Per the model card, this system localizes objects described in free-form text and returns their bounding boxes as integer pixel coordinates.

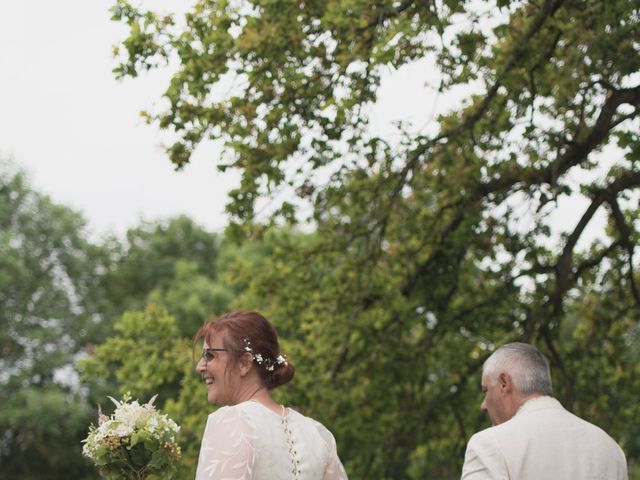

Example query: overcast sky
[0,0,440,239]
[0,0,238,238]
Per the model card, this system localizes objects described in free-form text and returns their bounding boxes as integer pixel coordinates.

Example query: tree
[76,217,231,478]
[0,161,108,478]
[111,0,639,477]
[79,305,210,478]
[0,160,230,478]
[79,229,296,478]
[101,215,221,315]
[147,259,234,336]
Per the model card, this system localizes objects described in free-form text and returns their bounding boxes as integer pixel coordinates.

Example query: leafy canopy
[110,0,640,477]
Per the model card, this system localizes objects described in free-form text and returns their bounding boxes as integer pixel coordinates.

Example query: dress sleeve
[315,422,349,480]
[195,407,258,480]
[460,433,507,480]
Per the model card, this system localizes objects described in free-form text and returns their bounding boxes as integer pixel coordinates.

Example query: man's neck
[514,392,545,414]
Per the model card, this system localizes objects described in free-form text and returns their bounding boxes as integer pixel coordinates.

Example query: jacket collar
[514,395,562,418]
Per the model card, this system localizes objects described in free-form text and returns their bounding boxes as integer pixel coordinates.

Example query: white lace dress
[195,401,348,480]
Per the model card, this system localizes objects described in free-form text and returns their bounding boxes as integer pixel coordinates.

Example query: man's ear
[498,372,513,393]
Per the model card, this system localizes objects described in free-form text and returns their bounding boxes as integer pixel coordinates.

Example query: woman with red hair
[193,310,347,480]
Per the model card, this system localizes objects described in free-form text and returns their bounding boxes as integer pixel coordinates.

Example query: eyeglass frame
[201,347,228,363]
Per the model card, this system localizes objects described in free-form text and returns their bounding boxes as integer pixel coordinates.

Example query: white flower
[243,338,290,371]
[82,393,182,472]
[115,424,133,437]
[114,402,148,428]
[147,415,159,433]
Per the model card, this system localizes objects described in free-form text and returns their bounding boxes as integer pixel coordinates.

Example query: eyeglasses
[202,348,227,363]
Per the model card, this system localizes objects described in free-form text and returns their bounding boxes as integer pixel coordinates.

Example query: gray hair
[483,342,553,396]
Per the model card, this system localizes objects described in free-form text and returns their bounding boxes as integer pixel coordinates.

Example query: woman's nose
[195,358,206,373]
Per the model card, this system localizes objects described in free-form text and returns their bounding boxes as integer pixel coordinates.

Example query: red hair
[193,310,294,389]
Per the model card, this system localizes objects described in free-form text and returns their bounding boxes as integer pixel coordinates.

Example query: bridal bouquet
[82,393,181,480]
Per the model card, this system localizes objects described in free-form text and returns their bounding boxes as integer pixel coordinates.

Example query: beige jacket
[461,396,627,480]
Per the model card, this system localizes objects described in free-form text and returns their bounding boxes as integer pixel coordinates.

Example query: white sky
[0,0,441,239]
[0,1,614,248]
[0,0,235,238]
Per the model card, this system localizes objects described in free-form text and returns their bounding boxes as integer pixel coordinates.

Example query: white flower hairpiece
[243,338,288,372]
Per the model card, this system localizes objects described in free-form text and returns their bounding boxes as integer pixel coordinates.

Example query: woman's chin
[207,387,227,405]
[206,387,217,404]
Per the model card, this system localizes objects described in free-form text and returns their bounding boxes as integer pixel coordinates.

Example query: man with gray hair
[461,342,628,479]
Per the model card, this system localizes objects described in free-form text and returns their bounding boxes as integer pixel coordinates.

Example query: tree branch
[573,240,623,279]
[479,85,640,199]
[401,209,467,297]
[362,0,417,30]
[608,198,640,306]
[434,0,565,143]
[547,86,640,182]
[549,170,640,316]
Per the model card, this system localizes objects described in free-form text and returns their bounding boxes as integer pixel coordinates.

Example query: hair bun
[269,361,295,388]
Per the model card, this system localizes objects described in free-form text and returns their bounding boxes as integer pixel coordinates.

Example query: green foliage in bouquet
[82,393,181,480]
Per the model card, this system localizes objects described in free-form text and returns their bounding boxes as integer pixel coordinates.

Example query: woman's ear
[238,352,254,377]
